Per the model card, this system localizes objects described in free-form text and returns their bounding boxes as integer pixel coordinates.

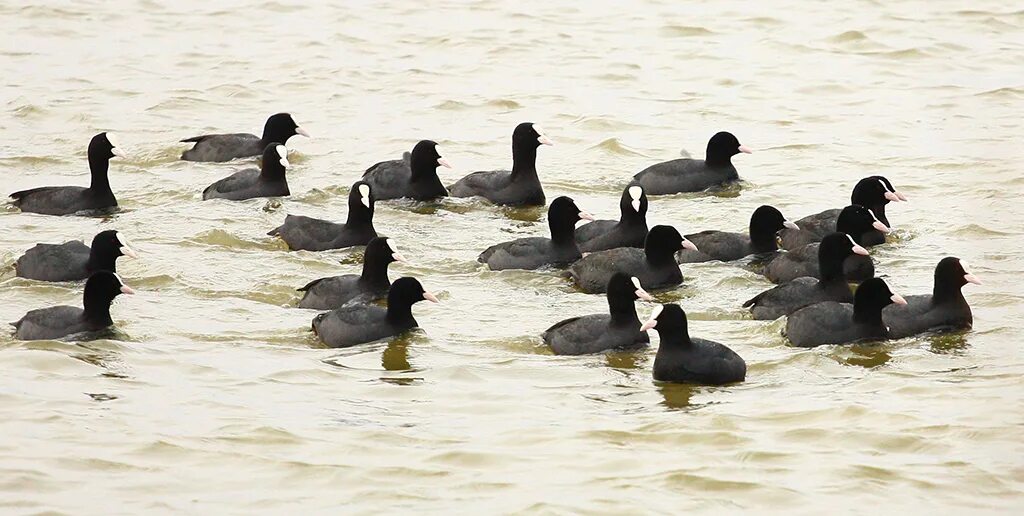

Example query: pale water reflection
[1,0,1022,513]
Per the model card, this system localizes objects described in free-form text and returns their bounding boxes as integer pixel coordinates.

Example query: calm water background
[1,1,1022,513]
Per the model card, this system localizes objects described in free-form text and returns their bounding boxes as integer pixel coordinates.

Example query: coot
[363,140,451,201]
[743,233,866,320]
[632,132,751,195]
[449,122,552,206]
[181,113,309,162]
[311,277,438,348]
[882,257,980,339]
[575,185,649,252]
[543,273,653,355]
[268,181,376,251]
[10,132,124,216]
[785,277,907,347]
[11,271,135,341]
[478,196,592,270]
[642,304,746,385]
[570,225,697,294]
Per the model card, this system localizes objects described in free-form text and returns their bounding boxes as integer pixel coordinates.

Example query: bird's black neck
[619,204,646,229]
[260,161,287,182]
[410,154,438,183]
[933,282,967,307]
[820,253,846,282]
[86,246,118,274]
[359,258,391,290]
[511,145,538,181]
[88,154,112,194]
[852,304,886,333]
[385,302,416,326]
[549,217,578,247]
[705,153,733,169]
[261,127,291,148]
[83,296,114,326]
[608,294,640,327]
[749,225,779,253]
[645,246,677,267]
[658,333,693,350]
[345,206,373,229]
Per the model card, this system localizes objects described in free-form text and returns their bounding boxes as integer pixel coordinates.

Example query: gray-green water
[1,1,1022,513]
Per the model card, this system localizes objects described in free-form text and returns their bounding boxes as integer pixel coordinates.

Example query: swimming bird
[311,277,438,348]
[641,304,746,385]
[268,181,376,251]
[10,132,124,216]
[743,233,867,320]
[632,131,752,195]
[763,205,888,283]
[882,257,981,339]
[362,140,451,201]
[297,237,406,309]
[574,185,649,252]
[203,144,290,201]
[784,277,907,347]
[779,176,904,249]
[15,230,138,282]
[449,122,552,206]
[677,205,797,263]
[180,113,309,162]
[11,271,135,341]
[569,225,697,294]
[478,196,593,270]
[543,273,653,355]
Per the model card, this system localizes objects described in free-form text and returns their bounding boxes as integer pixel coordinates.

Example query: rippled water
[2,1,1023,513]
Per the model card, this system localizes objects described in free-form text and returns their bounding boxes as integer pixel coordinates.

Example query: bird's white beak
[635,288,654,302]
[737,145,753,154]
[578,211,595,221]
[682,239,699,252]
[116,233,138,259]
[872,221,891,233]
[423,291,439,303]
[895,190,908,201]
[783,220,799,230]
[884,191,900,202]
[437,157,452,169]
[538,135,554,146]
[964,273,982,285]
[852,244,869,256]
[640,318,657,332]
[295,126,311,138]
[392,253,407,264]
[111,147,127,158]
[890,293,907,305]
[120,285,136,295]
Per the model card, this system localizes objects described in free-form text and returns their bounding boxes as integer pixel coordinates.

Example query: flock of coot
[7,114,980,386]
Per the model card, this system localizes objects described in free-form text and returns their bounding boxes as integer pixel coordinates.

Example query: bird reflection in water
[840,344,893,368]
[657,382,696,410]
[382,339,411,371]
[927,332,970,354]
[604,350,647,371]
[409,199,470,216]
[378,334,426,386]
[502,205,545,223]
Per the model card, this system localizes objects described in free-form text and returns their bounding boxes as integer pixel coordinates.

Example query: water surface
[2,1,1022,513]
